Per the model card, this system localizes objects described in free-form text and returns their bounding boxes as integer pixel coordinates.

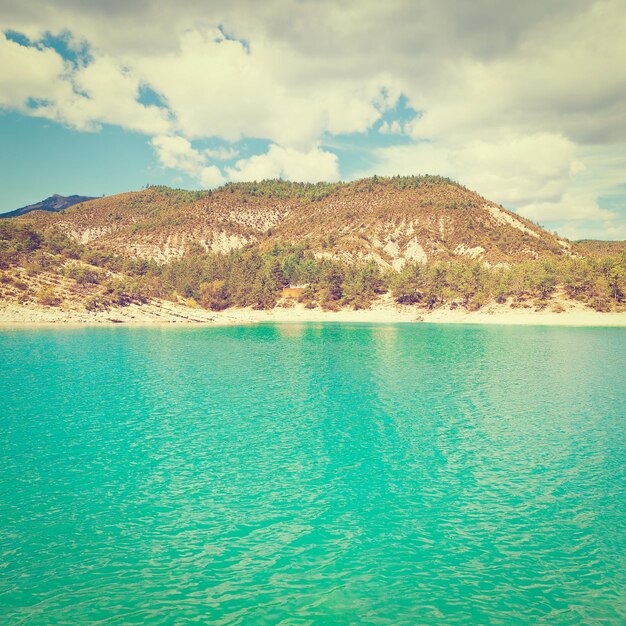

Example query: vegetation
[143,186,209,204]
[1,220,624,313]
[392,257,626,312]
[575,240,626,258]
[212,176,466,201]
[219,180,343,201]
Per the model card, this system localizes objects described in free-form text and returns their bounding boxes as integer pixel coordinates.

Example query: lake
[1,324,625,624]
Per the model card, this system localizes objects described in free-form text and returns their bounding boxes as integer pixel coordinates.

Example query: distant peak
[1,194,96,219]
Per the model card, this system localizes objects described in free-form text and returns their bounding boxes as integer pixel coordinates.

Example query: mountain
[2,194,96,218]
[21,177,573,267]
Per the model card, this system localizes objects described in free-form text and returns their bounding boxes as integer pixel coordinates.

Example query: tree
[320,263,344,301]
[392,263,425,304]
[199,280,229,310]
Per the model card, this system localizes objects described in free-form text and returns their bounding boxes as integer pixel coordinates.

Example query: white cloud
[132,27,386,148]
[404,1,626,145]
[226,144,340,182]
[518,193,615,223]
[362,132,577,203]
[0,33,69,108]
[67,55,171,134]
[152,137,339,187]
[204,146,239,161]
[0,33,170,134]
[151,135,225,187]
[455,133,578,207]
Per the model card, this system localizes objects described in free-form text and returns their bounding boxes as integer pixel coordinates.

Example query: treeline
[146,175,465,203]
[151,250,625,312]
[219,180,343,201]
[392,257,625,311]
[1,221,625,312]
[148,247,388,310]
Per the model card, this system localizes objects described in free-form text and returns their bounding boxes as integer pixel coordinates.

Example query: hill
[2,194,96,219]
[1,176,624,318]
[21,177,571,266]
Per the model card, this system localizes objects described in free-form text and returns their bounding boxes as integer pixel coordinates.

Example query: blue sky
[1,1,625,240]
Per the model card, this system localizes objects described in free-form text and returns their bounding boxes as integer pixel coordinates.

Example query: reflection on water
[0,324,625,624]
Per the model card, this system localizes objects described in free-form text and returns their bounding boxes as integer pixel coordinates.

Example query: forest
[1,221,625,313]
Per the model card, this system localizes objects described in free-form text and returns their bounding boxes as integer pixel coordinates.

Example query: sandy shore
[227,303,626,327]
[1,295,625,327]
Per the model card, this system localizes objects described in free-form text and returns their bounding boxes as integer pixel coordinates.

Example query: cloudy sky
[1,0,625,239]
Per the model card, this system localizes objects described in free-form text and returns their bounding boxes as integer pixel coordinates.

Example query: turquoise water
[0,324,625,624]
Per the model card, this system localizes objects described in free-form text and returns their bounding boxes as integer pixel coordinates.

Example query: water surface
[1,324,625,624]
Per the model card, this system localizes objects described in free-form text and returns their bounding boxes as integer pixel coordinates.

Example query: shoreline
[1,297,625,328]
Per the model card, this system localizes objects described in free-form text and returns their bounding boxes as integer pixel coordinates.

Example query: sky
[0,1,625,240]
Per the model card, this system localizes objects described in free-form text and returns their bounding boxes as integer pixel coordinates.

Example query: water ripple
[0,324,625,624]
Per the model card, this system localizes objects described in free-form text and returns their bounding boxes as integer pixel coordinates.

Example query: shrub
[85,296,106,311]
[65,266,101,285]
[37,287,61,307]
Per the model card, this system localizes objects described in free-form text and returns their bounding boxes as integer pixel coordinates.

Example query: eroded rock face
[404,238,428,263]
[66,225,116,244]
[209,231,249,254]
[454,244,485,259]
[482,203,539,238]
